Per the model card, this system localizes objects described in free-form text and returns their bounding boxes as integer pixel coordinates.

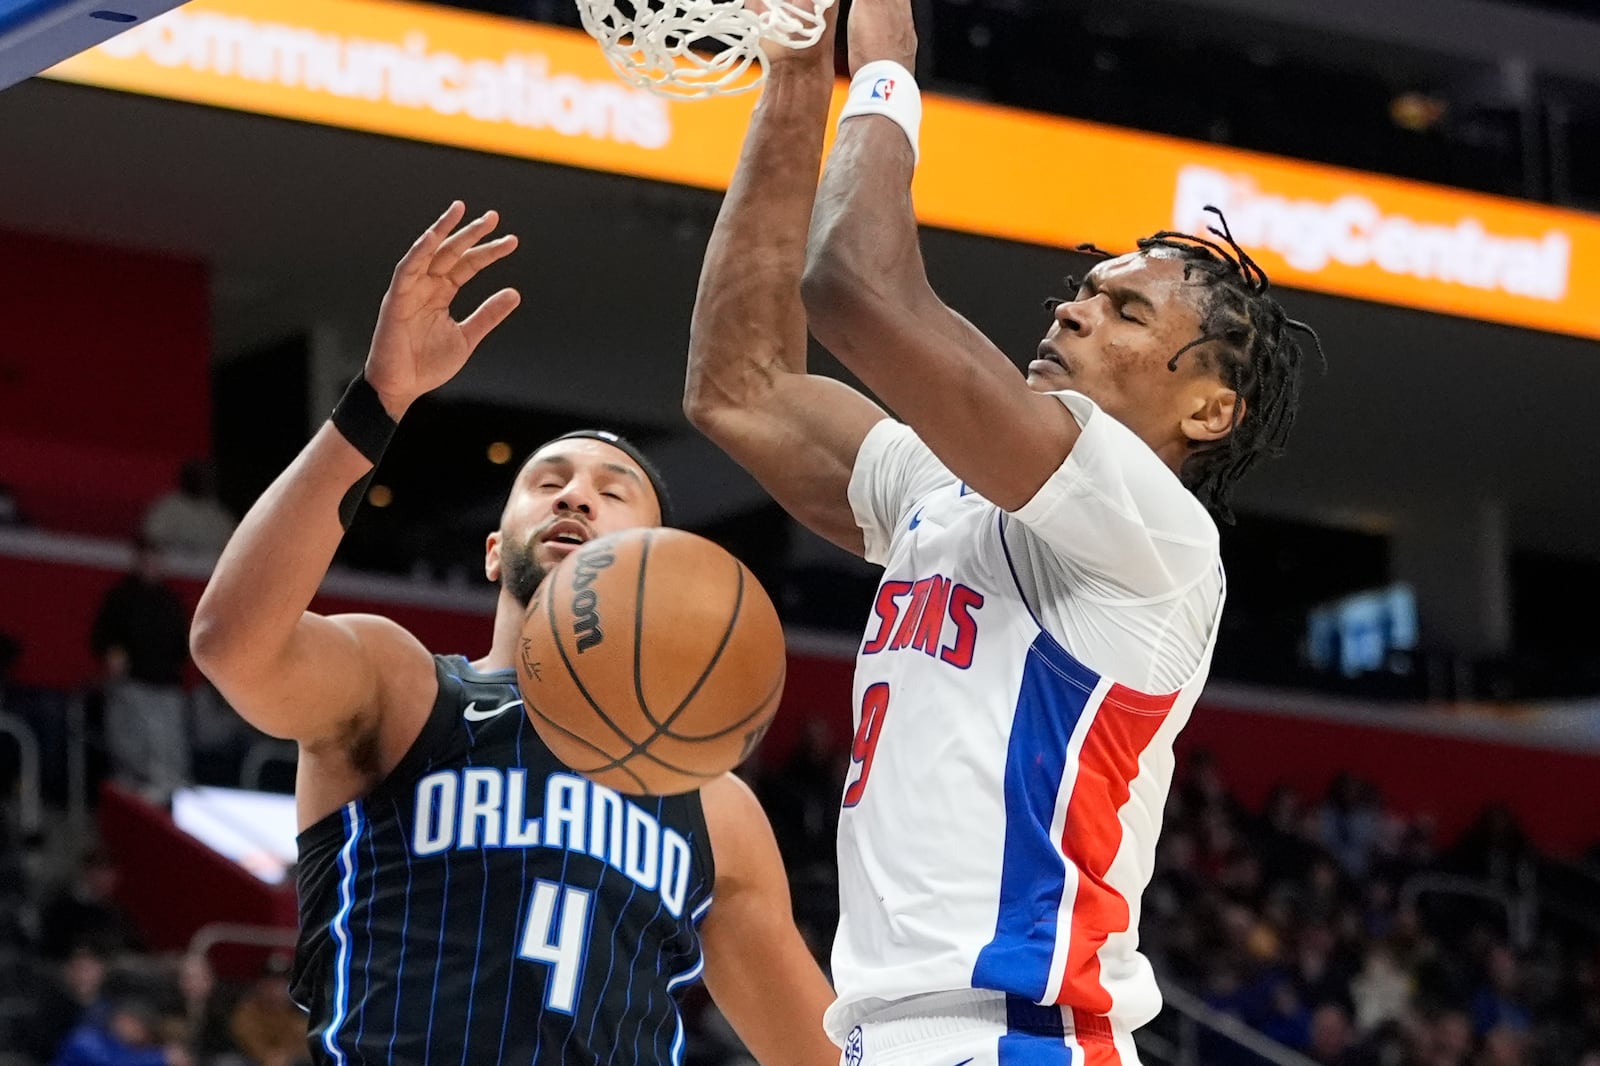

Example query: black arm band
[331,374,398,466]
[339,472,377,532]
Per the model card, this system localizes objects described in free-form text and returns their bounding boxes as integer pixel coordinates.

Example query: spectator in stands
[1291,854,1346,929]
[1180,747,1245,823]
[1448,805,1534,890]
[52,985,192,1066]
[1342,1018,1413,1066]
[90,535,191,802]
[142,458,236,558]
[1471,943,1532,1037]
[227,955,306,1066]
[1255,973,1314,1049]
[39,848,142,961]
[1350,939,1414,1035]
[1476,1025,1529,1066]
[18,945,109,1063]
[1256,783,1321,884]
[172,953,237,1063]
[1428,1008,1477,1066]
[1145,748,1600,1066]
[1386,898,1442,982]
[1306,1002,1357,1065]
[1357,878,1397,941]
[1316,772,1385,881]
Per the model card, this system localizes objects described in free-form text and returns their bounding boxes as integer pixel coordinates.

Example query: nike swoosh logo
[909,508,924,530]
[950,1059,973,1066]
[463,699,522,722]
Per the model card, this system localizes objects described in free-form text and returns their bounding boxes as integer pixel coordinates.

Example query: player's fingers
[447,234,519,287]
[459,288,522,351]
[431,210,501,277]
[395,201,466,279]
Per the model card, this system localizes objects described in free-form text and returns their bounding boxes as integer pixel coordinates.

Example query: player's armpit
[699,773,841,1066]
[688,372,886,559]
[298,615,440,827]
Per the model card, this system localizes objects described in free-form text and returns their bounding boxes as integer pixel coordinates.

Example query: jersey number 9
[842,683,891,808]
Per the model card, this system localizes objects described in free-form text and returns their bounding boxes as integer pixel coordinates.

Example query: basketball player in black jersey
[190,203,840,1066]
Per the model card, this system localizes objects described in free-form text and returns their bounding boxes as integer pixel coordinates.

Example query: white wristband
[838,60,922,164]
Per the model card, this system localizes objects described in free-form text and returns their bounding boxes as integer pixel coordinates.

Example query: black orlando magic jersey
[291,655,716,1066]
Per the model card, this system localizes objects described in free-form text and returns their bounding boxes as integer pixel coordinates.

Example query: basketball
[516,527,786,795]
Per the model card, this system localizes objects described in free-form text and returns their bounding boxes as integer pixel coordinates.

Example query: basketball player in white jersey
[684,2,1319,1063]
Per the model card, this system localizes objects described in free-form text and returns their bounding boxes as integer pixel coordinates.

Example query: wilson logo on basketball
[569,546,616,653]
[518,527,786,795]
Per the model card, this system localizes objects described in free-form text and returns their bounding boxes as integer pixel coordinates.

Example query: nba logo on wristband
[840,61,923,164]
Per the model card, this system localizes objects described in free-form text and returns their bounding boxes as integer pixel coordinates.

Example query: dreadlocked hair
[1047,206,1326,523]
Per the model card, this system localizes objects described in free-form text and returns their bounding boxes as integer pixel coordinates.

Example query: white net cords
[576,0,837,100]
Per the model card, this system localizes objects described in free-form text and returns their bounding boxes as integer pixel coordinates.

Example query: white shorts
[841,992,1143,1066]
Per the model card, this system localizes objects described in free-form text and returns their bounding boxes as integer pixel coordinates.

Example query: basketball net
[575,0,835,99]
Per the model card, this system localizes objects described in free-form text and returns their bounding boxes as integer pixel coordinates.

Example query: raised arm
[699,773,839,1066]
[684,6,887,558]
[190,204,520,752]
[802,0,1079,511]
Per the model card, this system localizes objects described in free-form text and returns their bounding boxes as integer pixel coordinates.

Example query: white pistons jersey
[827,391,1225,1056]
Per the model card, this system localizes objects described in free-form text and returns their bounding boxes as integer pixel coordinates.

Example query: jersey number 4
[518,879,592,1014]
[842,682,890,808]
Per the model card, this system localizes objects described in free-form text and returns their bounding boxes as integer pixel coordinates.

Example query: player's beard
[499,539,549,607]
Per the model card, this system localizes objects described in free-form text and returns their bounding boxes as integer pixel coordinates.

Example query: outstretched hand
[364,202,522,418]
[845,0,917,76]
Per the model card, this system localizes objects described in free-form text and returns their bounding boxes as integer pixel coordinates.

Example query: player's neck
[1145,432,1192,482]
[473,586,526,674]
